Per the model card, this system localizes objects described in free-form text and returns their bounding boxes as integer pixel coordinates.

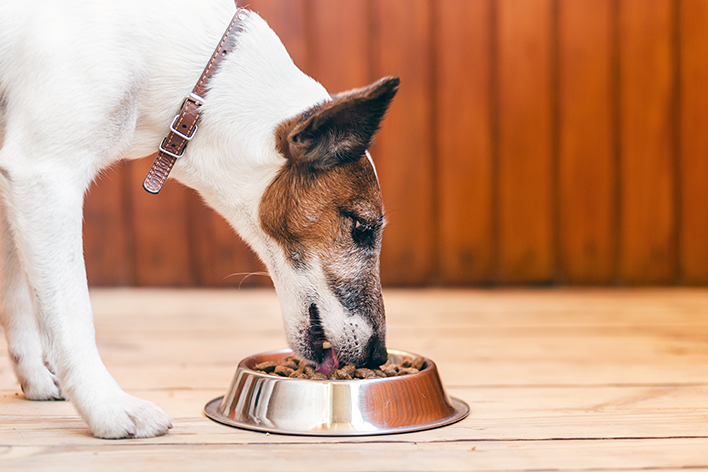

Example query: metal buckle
[159,137,185,159]
[181,92,205,109]
[169,115,198,141]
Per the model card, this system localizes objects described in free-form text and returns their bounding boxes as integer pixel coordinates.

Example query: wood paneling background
[80,0,708,287]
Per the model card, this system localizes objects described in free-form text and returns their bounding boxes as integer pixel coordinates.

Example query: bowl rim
[240,347,435,382]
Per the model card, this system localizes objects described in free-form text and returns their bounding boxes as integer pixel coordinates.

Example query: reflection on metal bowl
[204,349,469,436]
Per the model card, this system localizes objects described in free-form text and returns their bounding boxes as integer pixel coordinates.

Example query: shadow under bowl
[204,349,469,436]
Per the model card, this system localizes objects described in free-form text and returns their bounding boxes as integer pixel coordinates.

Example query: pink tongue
[316,347,339,375]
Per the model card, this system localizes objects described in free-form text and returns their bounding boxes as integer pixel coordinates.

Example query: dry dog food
[254,355,427,380]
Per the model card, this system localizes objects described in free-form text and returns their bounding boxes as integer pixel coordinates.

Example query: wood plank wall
[79,0,708,287]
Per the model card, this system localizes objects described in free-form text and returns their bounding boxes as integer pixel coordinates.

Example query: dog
[0,0,398,438]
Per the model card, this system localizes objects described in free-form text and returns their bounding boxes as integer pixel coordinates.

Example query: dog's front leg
[0,200,63,400]
[3,172,172,438]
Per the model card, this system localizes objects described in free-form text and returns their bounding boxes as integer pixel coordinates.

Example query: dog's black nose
[364,334,388,368]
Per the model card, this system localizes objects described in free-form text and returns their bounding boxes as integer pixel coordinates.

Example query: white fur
[0,0,343,439]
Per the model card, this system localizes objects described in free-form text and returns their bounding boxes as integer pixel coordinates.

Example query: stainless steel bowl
[204,349,469,436]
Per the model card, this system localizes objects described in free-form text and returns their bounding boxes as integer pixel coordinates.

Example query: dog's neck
[169,10,330,250]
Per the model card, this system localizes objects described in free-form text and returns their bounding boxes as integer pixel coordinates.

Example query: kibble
[273,365,294,377]
[253,355,428,380]
[253,361,278,373]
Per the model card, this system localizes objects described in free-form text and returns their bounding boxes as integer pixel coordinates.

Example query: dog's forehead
[308,160,382,212]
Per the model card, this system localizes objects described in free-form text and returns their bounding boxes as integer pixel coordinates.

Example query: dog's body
[0,0,398,438]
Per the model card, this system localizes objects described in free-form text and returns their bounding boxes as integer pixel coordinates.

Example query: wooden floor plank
[128,157,195,286]
[306,0,370,92]
[435,0,495,284]
[496,0,555,283]
[371,0,436,285]
[3,384,708,444]
[679,0,708,284]
[557,0,616,284]
[618,0,677,284]
[3,439,708,472]
[3,288,708,470]
[83,162,134,285]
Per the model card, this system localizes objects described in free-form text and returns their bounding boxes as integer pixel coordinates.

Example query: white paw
[80,393,173,439]
[17,364,64,401]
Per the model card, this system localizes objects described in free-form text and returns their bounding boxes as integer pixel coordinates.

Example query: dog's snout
[364,333,388,368]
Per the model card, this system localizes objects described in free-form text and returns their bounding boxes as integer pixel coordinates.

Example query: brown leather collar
[143,7,245,194]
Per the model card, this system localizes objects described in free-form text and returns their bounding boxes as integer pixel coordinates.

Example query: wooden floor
[1,288,708,471]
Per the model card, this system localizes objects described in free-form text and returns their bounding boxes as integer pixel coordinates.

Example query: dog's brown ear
[276,76,399,170]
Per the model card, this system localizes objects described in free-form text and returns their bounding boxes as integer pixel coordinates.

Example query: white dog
[0,0,398,438]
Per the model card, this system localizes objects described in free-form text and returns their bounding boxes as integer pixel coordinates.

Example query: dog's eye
[341,209,382,248]
[352,218,376,247]
[354,219,371,233]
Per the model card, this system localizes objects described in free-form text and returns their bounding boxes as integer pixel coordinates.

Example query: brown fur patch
[258,157,383,266]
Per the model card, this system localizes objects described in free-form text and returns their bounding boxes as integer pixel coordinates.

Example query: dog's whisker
[222,271,272,289]
[223,271,270,279]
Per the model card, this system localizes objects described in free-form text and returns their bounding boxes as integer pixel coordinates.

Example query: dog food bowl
[204,348,469,436]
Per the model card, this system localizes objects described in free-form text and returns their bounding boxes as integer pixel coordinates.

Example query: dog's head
[258,76,399,372]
